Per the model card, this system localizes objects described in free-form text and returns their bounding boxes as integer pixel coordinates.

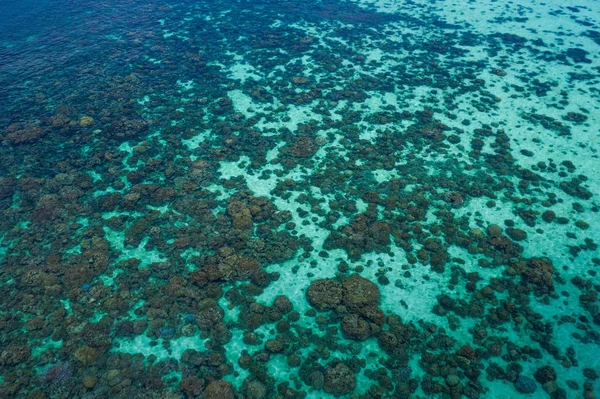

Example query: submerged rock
[246,380,267,399]
[515,375,537,394]
[3,123,46,144]
[204,380,235,399]
[324,363,356,396]
[342,274,380,309]
[341,314,371,341]
[534,366,557,384]
[307,279,342,310]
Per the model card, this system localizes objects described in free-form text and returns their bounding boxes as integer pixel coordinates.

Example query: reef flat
[0,0,599,398]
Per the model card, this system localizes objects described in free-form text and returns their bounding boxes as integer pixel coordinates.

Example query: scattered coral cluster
[0,0,598,398]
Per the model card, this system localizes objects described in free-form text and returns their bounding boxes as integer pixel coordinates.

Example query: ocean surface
[0,0,599,398]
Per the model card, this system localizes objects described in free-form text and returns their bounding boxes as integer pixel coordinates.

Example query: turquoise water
[0,0,599,398]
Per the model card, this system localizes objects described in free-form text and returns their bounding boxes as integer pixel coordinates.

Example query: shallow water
[0,0,599,398]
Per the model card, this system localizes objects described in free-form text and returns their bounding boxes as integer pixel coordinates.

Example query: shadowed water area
[0,0,599,398]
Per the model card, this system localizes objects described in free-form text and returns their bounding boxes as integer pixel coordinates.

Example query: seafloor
[0,0,599,398]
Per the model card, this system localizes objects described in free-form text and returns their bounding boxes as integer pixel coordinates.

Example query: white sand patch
[114,334,207,361]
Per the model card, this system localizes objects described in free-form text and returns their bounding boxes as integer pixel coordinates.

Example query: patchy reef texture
[0,0,599,398]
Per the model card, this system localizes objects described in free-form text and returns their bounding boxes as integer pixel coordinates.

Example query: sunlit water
[0,0,599,398]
